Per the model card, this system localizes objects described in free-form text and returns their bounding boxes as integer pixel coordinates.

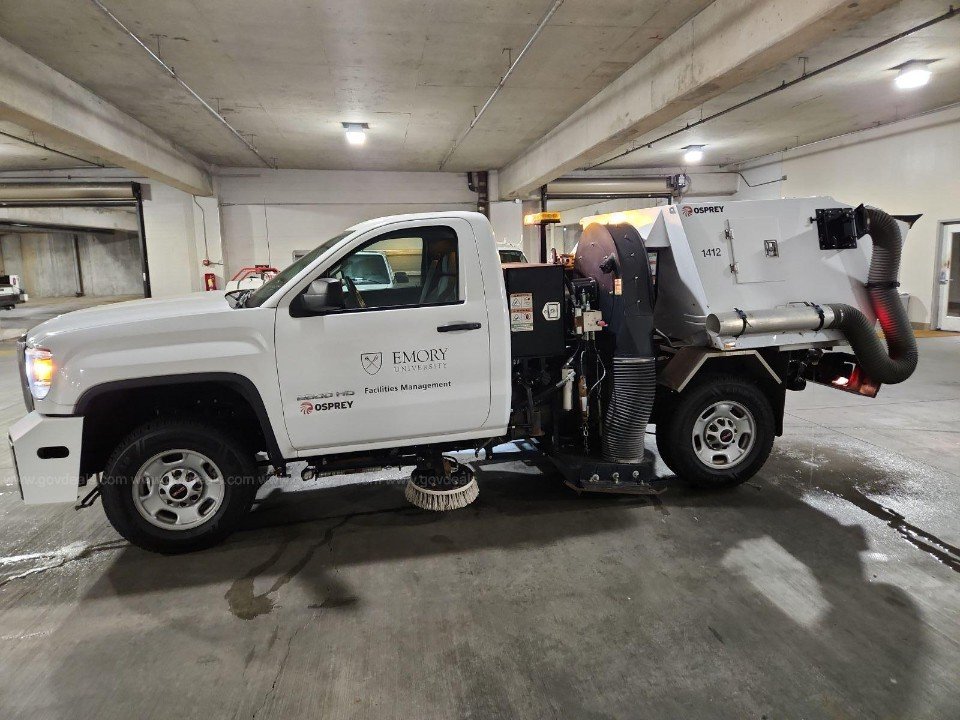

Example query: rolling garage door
[0,182,150,297]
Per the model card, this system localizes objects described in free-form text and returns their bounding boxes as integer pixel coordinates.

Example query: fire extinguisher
[204,273,218,291]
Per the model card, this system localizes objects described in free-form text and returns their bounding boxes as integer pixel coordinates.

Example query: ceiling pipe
[89,0,273,169]
[439,0,565,170]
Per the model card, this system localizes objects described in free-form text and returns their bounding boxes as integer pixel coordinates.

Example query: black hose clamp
[803,300,826,332]
[804,302,826,331]
[733,307,749,338]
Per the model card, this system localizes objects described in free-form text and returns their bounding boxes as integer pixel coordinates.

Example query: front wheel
[656,375,775,489]
[100,419,260,553]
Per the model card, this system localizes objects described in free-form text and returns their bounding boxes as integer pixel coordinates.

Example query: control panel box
[502,263,565,359]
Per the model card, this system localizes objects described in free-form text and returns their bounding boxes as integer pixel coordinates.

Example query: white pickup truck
[10,202,917,553]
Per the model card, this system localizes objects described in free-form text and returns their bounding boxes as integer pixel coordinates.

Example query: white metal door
[936,223,960,331]
[274,218,492,452]
[727,217,785,284]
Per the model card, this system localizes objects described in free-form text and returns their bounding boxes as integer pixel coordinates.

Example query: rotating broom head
[405,458,478,511]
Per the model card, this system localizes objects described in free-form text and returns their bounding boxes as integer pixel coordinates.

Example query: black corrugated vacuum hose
[602,356,656,463]
[827,206,918,384]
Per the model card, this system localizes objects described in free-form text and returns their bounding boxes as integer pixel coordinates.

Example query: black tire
[100,419,260,554]
[656,374,775,489]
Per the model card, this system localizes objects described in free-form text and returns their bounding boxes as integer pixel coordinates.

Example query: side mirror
[298,278,345,315]
[393,271,409,285]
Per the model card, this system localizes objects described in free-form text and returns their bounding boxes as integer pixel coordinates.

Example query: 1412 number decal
[702,247,722,258]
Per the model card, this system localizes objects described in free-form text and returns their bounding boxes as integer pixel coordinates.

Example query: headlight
[25,347,54,400]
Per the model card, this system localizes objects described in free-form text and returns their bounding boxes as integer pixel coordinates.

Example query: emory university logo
[361,352,383,375]
[299,401,314,414]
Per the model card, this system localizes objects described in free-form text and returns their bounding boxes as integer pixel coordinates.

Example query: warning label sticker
[509,292,534,332]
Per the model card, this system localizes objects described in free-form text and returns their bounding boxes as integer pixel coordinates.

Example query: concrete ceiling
[590,0,960,171]
[0,0,714,172]
[0,0,955,181]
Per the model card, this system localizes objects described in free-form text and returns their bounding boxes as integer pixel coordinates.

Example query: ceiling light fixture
[342,122,368,146]
[895,61,932,89]
[682,145,705,164]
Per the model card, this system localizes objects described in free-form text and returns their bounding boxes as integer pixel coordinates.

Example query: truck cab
[257,213,511,454]
[11,212,513,551]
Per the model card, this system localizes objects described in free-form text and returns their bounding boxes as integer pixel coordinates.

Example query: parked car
[335,250,408,290]
[0,274,26,310]
[498,247,527,264]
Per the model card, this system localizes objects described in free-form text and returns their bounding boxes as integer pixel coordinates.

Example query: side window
[326,225,460,310]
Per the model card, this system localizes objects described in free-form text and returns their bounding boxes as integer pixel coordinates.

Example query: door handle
[437,322,482,333]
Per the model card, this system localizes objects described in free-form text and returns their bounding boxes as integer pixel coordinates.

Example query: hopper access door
[726,217,785,284]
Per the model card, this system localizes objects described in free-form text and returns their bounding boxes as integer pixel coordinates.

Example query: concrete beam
[0,206,139,232]
[498,0,899,199]
[0,37,213,196]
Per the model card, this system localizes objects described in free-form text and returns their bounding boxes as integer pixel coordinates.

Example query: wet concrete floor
[0,336,958,719]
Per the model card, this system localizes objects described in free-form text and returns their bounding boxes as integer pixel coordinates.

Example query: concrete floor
[0,331,958,719]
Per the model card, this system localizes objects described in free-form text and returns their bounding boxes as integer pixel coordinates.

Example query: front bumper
[9,412,84,504]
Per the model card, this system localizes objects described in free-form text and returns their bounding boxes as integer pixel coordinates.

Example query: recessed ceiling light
[342,122,368,145]
[682,145,705,164]
[895,61,932,90]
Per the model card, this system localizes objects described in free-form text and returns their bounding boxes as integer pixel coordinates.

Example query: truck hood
[27,292,234,346]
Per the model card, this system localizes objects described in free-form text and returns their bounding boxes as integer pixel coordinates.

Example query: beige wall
[216,169,477,275]
[735,105,960,324]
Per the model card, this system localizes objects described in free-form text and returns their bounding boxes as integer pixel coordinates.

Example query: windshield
[243,231,352,307]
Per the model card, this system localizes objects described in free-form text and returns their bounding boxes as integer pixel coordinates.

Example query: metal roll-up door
[0,182,150,297]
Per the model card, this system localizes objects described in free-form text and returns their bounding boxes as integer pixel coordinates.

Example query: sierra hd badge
[361,352,383,375]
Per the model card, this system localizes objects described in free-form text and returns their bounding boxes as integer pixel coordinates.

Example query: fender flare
[74,372,285,467]
[658,347,781,393]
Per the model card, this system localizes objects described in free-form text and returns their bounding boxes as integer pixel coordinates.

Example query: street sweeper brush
[404,457,479,511]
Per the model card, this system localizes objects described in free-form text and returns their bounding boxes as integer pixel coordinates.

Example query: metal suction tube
[707,306,837,337]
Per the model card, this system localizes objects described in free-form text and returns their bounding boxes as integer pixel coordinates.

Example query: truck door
[274,219,493,452]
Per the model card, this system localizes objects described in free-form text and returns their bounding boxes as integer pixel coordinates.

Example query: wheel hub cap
[692,401,756,468]
[132,450,225,530]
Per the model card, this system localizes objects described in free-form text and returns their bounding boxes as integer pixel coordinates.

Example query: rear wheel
[100,419,260,553]
[656,375,775,488]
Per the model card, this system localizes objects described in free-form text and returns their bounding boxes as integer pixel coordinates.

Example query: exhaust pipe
[707,206,918,385]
